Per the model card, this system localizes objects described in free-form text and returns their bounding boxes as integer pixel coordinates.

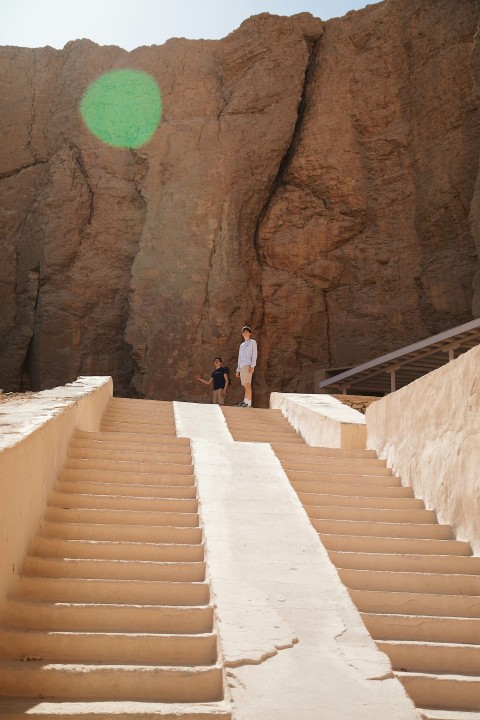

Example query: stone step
[102,407,175,424]
[230,432,304,443]
[278,455,383,468]
[416,709,480,720]
[0,627,218,665]
[75,430,188,446]
[102,407,174,417]
[362,613,480,645]
[107,406,172,414]
[16,575,210,606]
[298,492,424,510]
[99,428,177,439]
[0,661,224,702]
[293,480,413,497]
[224,424,301,436]
[349,588,480,618]
[44,506,199,528]
[282,460,391,475]
[289,471,402,486]
[61,468,196,486]
[67,458,193,475]
[56,478,197,499]
[69,447,192,464]
[0,699,232,719]
[104,401,173,411]
[100,422,176,435]
[49,490,198,514]
[313,519,452,539]
[271,444,377,459]
[23,556,206,582]
[102,410,174,420]
[306,504,436,524]
[40,521,202,544]
[102,414,174,422]
[330,551,480,575]
[319,533,472,556]
[396,672,480,712]
[339,568,480,595]
[101,417,175,426]
[71,437,191,455]
[378,640,480,675]
[32,537,204,562]
[108,398,172,408]
[4,598,214,634]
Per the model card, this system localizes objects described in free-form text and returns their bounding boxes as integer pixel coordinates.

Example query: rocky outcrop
[0,0,479,405]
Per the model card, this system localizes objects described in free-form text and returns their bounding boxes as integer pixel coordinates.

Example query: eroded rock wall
[0,0,479,405]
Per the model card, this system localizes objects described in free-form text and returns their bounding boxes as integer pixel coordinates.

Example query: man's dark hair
[214,357,223,362]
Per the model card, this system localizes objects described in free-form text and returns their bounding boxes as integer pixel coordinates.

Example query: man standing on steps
[236,326,257,407]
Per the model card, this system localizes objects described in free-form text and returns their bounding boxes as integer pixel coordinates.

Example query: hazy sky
[1,1,377,51]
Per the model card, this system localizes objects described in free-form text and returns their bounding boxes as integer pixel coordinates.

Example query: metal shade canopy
[318,318,480,395]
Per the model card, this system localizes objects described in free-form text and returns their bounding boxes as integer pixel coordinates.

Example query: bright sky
[1,1,376,51]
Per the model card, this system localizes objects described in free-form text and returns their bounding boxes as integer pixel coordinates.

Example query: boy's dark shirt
[211,366,229,390]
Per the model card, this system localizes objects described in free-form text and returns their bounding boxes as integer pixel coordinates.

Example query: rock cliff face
[0,0,479,405]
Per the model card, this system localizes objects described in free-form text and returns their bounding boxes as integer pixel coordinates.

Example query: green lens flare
[80,69,162,148]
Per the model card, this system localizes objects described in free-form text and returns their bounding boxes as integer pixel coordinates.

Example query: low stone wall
[332,394,380,414]
[0,377,112,611]
[270,392,366,449]
[366,346,480,553]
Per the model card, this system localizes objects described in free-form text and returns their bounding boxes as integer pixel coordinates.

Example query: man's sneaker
[237,401,248,407]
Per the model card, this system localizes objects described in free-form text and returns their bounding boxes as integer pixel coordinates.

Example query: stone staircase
[221,406,305,445]
[0,398,230,719]
[221,407,480,719]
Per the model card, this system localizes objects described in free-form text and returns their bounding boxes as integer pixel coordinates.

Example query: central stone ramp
[0,398,229,719]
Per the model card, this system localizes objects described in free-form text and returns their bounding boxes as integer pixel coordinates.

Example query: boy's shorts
[212,389,225,405]
[239,366,252,386]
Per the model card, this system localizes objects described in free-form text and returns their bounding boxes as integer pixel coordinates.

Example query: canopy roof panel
[319,318,480,395]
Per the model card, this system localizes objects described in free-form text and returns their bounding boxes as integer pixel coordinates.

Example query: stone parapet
[270,392,366,449]
[366,345,480,553]
[0,377,113,612]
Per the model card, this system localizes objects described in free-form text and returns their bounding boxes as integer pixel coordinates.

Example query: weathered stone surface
[366,344,480,554]
[0,1,478,405]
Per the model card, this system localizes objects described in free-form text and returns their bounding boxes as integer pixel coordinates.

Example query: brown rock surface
[0,1,478,406]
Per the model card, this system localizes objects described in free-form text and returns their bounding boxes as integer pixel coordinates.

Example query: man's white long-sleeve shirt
[237,338,257,371]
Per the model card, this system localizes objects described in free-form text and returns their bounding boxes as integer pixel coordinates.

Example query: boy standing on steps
[236,326,257,407]
[195,357,230,405]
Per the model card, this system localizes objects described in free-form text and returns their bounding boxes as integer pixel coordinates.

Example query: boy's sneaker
[237,401,248,407]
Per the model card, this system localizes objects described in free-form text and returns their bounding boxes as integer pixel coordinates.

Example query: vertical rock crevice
[468,8,480,316]
[27,49,37,163]
[253,32,322,274]
[18,268,40,391]
[73,147,94,228]
[121,149,150,397]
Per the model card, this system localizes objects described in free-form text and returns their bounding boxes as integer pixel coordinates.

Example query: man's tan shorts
[239,366,252,387]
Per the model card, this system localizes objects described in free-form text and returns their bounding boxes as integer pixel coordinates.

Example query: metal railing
[318,317,480,395]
